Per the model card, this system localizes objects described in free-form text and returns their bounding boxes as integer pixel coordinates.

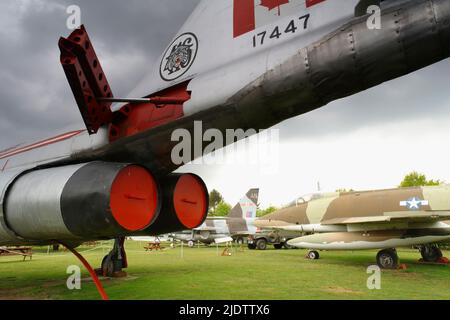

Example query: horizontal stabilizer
[59,25,113,134]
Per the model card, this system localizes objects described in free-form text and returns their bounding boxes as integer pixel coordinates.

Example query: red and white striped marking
[0,130,84,160]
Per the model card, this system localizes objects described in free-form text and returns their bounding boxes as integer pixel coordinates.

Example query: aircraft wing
[232,231,252,236]
[256,211,450,233]
[193,226,220,232]
[321,211,450,225]
[214,237,234,244]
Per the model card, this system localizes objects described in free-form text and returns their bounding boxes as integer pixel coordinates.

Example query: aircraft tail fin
[228,189,259,219]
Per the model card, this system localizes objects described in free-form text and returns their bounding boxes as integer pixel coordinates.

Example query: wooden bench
[0,246,33,261]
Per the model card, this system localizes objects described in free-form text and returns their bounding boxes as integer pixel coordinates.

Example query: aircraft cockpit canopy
[286,192,338,208]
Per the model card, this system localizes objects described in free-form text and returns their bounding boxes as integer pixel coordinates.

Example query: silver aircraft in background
[171,189,259,246]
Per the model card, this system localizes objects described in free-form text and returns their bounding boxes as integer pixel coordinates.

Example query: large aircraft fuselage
[1,0,450,246]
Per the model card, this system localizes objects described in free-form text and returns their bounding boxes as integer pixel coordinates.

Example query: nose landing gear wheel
[420,245,443,262]
[99,237,128,278]
[376,249,399,269]
[307,250,320,260]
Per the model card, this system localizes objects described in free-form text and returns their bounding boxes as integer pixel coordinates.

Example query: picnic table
[0,246,33,261]
[144,242,162,251]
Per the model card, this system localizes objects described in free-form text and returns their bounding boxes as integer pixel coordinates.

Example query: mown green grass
[0,241,449,300]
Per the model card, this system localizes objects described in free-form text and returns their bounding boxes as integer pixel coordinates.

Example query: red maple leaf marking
[260,0,290,16]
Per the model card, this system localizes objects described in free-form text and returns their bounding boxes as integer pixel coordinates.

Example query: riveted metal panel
[232,0,450,132]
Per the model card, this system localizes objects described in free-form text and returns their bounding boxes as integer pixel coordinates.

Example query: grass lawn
[0,241,449,300]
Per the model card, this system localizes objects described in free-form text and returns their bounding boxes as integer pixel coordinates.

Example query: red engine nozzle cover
[110,165,160,232]
[143,173,209,235]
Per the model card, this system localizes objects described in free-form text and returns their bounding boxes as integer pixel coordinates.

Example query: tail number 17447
[252,14,311,48]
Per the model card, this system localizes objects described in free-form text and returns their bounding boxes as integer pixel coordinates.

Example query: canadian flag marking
[234,0,326,37]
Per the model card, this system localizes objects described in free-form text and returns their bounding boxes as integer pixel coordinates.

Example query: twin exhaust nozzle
[3,162,208,243]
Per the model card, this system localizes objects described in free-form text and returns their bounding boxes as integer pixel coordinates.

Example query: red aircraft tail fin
[59,25,113,134]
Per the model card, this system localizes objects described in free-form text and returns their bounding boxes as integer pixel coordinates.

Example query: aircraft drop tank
[287,232,450,250]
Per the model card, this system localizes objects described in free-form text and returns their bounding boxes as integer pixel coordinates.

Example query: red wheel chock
[438,257,450,264]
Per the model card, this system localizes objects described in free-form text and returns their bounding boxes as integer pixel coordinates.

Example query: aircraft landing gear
[307,250,320,260]
[61,242,109,300]
[419,245,443,262]
[376,248,399,269]
[99,237,128,278]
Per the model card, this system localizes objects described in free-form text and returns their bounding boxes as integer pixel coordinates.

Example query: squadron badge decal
[160,33,198,81]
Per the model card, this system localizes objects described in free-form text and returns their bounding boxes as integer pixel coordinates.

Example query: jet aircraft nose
[286,238,301,248]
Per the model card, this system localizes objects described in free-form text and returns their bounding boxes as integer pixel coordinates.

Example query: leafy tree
[208,189,224,215]
[257,206,278,218]
[399,171,442,188]
[213,202,232,217]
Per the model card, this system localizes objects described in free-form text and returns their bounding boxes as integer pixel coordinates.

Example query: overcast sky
[2,0,450,208]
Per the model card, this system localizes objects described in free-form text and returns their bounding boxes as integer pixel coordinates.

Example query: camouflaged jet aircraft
[255,186,450,269]
[171,189,259,246]
[1,0,450,279]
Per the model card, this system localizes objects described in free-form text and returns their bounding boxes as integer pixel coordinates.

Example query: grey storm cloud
[1,0,450,150]
[0,0,199,149]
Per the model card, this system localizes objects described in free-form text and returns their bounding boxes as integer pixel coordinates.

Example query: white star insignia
[400,197,429,210]
[408,198,420,209]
